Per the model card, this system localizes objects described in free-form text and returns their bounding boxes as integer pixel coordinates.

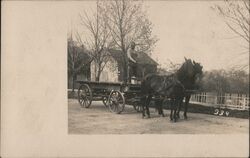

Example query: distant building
[90,49,158,82]
[68,44,158,89]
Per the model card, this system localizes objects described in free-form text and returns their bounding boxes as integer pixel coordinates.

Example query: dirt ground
[68,99,249,134]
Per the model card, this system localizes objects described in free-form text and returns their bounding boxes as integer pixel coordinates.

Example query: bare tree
[100,0,158,82]
[214,0,249,43]
[160,59,181,74]
[78,1,112,81]
[201,69,249,93]
[213,0,249,70]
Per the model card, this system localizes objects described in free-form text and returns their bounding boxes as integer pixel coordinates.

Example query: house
[68,40,158,89]
[90,49,158,83]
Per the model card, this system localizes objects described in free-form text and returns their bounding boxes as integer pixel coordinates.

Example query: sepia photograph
[1,0,249,157]
[67,0,249,134]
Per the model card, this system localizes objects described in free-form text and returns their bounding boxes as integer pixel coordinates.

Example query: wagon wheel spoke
[108,90,125,114]
[78,84,92,108]
[82,99,86,107]
[79,98,84,105]
[109,102,117,112]
[79,95,88,108]
[110,95,118,112]
[102,96,108,107]
[84,97,91,107]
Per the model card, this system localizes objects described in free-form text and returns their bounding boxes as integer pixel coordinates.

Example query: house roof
[108,49,124,63]
[68,43,158,66]
[135,52,158,65]
[108,49,158,66]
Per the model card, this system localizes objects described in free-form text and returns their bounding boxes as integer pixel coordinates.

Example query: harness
[162,75,185,92]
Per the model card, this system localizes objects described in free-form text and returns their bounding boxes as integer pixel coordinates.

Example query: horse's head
[192,60,203,88]
[184,57,194,78]
[177,58,203,89]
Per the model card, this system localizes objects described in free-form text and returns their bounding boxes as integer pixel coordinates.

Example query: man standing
[127,42,137,83]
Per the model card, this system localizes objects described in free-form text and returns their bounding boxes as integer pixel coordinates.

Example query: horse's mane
[176,59,193,79]
[175,59,203,89]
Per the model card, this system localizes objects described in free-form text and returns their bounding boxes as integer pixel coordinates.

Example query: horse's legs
[158,98,165,117]
[170,98,174,121]
[141,96,146,118]
[145,95,152,118]
[155,98,162,115]
[157,99,161,115]
[173,99,178,122]
[176,97,184,119]
[169,98,181,122]
[184,95,191,119]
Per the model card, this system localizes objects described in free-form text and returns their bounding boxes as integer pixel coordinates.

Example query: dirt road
[68,99,249,134]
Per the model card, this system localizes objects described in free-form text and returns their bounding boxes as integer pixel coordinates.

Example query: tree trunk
[95,74,100,81]
[122,49,129,83]
[124,60,128,83]
[95,66,102,82]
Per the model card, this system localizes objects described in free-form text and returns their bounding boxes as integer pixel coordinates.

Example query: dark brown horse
[175,58,203,119]
[140,58,203,122]
[140,74,185,122]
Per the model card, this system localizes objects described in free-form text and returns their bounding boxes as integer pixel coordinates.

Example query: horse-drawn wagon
[76,80,199,114]
[76,81,142,114]
[76,58,203,122]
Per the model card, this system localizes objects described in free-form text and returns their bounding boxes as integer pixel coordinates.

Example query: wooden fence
[190,92,249,110]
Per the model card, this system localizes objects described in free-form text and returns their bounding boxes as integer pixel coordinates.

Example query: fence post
[243,98,246,110]
[214,95,217,105]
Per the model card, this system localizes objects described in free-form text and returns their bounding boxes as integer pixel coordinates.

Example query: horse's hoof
[170,119,176,123]
[184,116,188,120]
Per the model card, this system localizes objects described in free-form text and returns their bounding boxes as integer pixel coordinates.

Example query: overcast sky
[68,1,249,72]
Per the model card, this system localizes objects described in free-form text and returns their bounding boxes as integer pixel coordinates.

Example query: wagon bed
[76,80,142,114]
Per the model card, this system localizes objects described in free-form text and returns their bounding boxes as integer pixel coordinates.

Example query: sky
[68,1,249,72]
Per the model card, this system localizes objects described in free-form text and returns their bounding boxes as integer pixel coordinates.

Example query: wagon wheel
[133,104,142,112]
[102,96,108,107]
[78,84,92,108]
[108,90,125,114]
